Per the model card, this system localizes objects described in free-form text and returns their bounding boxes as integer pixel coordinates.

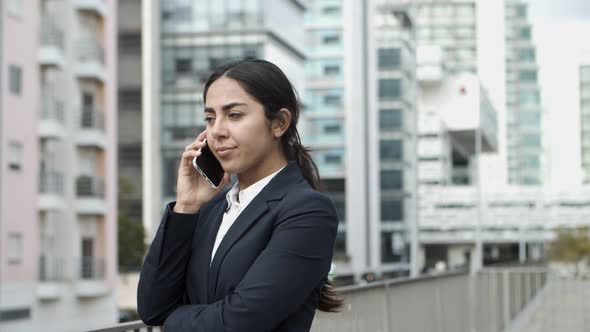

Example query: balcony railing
[77,40,105,64]
[76,175,105,197]
[88,267,547,332]
[39,171,65,195]
[79,257,106,280]
[40,95,65,124]
[39,256,65,281]
[40,17,64,50]
[80,107,105,130]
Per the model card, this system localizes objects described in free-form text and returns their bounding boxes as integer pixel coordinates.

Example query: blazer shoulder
[279,184,338,218]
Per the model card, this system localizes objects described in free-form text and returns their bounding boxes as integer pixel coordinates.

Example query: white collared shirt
[210,165,286,265]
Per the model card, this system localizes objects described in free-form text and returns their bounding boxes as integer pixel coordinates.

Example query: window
[7,233,23,264]
[119,89,142,111]
[380,139,403,161]
[9,65,22,95]
[334,231,346,258]
[380,109,403,130]
[323,123,341,134]
[322,35,340,45]
[175,58,192,74]
[324,94,342,106]
[8,0,24,17]
[522,133,541,148]
[379,79,402,100]
[523,155,540,169]
[380,170,403,190]
[118,33,142,55]
[381,231,405,263]
[518,111,541,126]
[515,4,527,18]
[378,48,401,70]
[518,48,535,61]
[518,27,531,39]
[322,5,341,16]
[325,154,342,164]
[324,65,340,76]
[381,198,403,221]
[519,70,537,82]
[8,141,23,171]
[518,91,540,108]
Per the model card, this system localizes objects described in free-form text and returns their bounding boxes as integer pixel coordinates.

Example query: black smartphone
[192,138,224,188]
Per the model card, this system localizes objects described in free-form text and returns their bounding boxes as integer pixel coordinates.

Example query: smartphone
[192,138,224,188]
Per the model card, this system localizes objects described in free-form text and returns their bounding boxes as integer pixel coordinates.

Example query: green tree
[118,176,146,271]
[548,226,590,277]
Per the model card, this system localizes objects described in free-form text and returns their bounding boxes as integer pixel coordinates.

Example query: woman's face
[204,76,279,175]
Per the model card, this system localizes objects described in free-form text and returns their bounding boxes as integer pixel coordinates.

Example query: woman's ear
[272,108,292,138]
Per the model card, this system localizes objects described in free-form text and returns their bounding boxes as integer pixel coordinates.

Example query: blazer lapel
[198,198,227,304]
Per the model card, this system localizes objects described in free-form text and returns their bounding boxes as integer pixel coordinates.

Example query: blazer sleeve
[137,202,200,325]
[162,191,339,332]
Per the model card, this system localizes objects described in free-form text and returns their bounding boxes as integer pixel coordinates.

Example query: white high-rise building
[580,61,590,185]
[1,0,119,331]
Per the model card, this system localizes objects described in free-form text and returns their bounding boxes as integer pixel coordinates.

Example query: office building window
[9,65,22,95]
[518,111,541,127]
[175,58,192,74]
[323,123,341,134]
[381,231,406,263]
[322,34,340,45]
[380,109,403,130]
[381,198,403,221]
[119,33,142,55]
[379,78,402,101]
[518,27,531,39]
[519,70,537,82]
[515,4,527,18]
[522,133,541,148]
[523,155,540,169]
[380,139,403,161]
[322,5,341,16]
[7,233,23,264]
[518,48,535,61]
[324,94,342,106]
[334,231,346,259]
[380,169,403,190]
[378,48,401,70]
[119,88,142,111]
[518,91,540,108]
[324,65,340,76]
[8,141,23,171]
[325,154,342,164]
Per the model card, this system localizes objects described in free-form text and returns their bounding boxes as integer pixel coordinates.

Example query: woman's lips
[216,147,235,158]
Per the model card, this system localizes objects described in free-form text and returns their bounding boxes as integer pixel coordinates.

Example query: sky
[528,0,590,188]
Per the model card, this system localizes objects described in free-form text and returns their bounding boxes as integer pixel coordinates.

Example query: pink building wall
[1,0,40,283]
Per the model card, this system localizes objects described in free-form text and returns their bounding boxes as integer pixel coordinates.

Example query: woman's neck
[237,155,288,191]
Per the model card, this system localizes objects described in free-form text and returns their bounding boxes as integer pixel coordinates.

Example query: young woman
[137,58,343,331]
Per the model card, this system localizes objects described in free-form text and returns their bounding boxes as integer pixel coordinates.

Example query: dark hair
[203,58,343,313]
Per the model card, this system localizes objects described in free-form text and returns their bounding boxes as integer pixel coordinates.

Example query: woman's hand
[174,130,230,213]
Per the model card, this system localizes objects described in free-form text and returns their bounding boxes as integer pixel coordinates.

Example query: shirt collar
[225,165,286,211]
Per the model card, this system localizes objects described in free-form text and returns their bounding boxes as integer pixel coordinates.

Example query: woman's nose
[209,117,229,139]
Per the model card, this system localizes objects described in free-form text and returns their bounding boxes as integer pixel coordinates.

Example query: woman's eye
[204,117,214,123]
[228,113,242,119]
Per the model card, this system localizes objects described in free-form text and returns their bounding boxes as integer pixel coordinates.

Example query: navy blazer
[137,161,339,331]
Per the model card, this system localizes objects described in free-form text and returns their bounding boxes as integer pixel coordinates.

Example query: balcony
[37,256,65,301]
[76,108,106,148]
[38,171,66,210]
[74,0,107,17]
[76,257,109,298]
[76,175,106,214]
[39,17,65,67]
[76,40,106,82]
[39,95,66,138]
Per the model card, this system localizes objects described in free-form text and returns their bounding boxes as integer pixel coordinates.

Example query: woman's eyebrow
[204,102,248,113]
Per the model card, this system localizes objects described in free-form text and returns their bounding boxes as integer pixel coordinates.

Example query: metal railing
[39,170,64,195]
[79,257,106,280]
[39,256,65,281]
[89,267,547,332]
[77,40,105,63]
[40,95,65,124]
[80,107,105,130]
[40,17,64,49]
[76,175,105,197]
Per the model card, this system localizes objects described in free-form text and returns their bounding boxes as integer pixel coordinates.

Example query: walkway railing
[87,267,547,332]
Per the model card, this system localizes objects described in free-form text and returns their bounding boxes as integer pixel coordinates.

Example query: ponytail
[283,128,344,313]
